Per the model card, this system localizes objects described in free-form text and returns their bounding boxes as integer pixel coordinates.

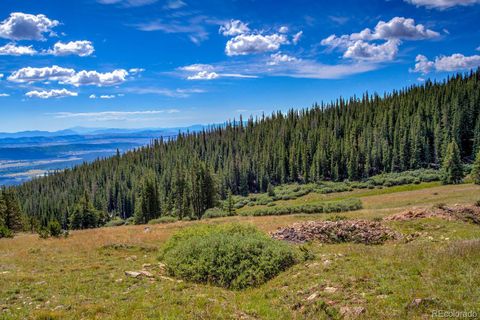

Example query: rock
[140,270,154,278]
[271,220,400,245]
[324,286,337,293]
[306,292,318,301]
[125,255,137,261]
[125,271,141,278]
[159,275,175,282]
[408,298,438,308]
[115,278,123,283]
[142,263,152,268]
[340,306,366,318]
[144,227,151,233]
[323,260,332,267]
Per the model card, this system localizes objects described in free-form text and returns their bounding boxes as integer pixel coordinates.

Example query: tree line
[8,70,480,230]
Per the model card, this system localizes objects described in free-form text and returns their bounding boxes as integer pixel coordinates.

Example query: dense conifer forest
[11,71,480,229]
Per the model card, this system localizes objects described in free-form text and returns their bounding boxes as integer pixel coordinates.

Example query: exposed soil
[384,204,480,225]
[271,220,400,245]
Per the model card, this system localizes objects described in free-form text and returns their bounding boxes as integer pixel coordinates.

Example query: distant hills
[0,125,207,139]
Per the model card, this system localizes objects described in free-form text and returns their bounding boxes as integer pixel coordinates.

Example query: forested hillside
[15,71,480,228]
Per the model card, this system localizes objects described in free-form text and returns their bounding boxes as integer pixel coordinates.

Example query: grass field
[1,183,480,319]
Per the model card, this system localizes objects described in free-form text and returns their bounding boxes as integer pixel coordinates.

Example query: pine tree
[267,183,275,197]
[70,192,100,229]
[441,140,464,184]
[471,150,480,185]
[2,189,23,231]
[226,190,235,216]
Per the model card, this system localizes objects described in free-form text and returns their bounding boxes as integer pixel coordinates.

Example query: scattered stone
[408,297,439,309]
[139,270,153,278]
[159,275,175,282]
[323,260,332,267]
[144,227,151,233]
[306,292,318,301]
[115,278,123,283]
[324,286,337,293]
[271,220,400,245]
[125,255,137,261]
[125,271,141,278]
[340,306,366,318]
[142,263,152,269]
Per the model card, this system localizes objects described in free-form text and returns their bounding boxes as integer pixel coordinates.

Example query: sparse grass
[1,183,479,319]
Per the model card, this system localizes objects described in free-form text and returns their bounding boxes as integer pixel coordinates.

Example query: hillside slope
[16,71,480,227]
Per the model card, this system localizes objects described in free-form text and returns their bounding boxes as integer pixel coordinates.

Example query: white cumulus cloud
[25,88,78,99]
[47,41,94,57]
[8,66,129,87]
[268,52,299,65]
[0,43,37,56]
[343,40,400,61]
[65,69,129,87]
[219,19,250,36]
[187,71,220,80]
[8,65,76,83]
[412,53,480,73]
[0,12,59,41]
[405,0,480,9]
[226,33,288,56]
[321,17,438,62]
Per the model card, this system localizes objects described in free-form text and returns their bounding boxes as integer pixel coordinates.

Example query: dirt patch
[271,220,400,245]
[384,204,480,225]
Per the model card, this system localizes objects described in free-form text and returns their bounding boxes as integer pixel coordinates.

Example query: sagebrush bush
[148,216,178,224]
[159,224,298,289]
[104,218,126,227]
[202,207,234,219]
[239,198,362,217]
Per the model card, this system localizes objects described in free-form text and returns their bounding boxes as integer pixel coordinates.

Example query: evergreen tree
[267,183,275,197]
[226,190,235,216]
[1,189,23,231]
[70,192,101,229]
[441,140,464,184]
[471,150,480,185]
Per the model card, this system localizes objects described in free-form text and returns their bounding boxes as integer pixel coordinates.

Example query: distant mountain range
[0,125,207,139]
[0,125,208,186]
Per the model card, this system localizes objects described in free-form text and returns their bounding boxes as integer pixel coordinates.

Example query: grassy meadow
[1,182,480,319]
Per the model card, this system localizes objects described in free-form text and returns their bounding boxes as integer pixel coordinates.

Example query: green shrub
[104,218,126,227]
[47,220,62,238]
[0,224,13,238]
[125,217,135,225]
[148,216,178,224]
[160,224,299,289]
[239,198,362,217]
[203,207,234,219]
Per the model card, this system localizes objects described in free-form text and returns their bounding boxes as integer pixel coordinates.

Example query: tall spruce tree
[441,140,464,184]
[471,150,480,185]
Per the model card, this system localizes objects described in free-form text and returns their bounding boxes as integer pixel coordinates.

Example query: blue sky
[0,0,479,132]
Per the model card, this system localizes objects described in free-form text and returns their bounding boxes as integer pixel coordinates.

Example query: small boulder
[125,271,141,278]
